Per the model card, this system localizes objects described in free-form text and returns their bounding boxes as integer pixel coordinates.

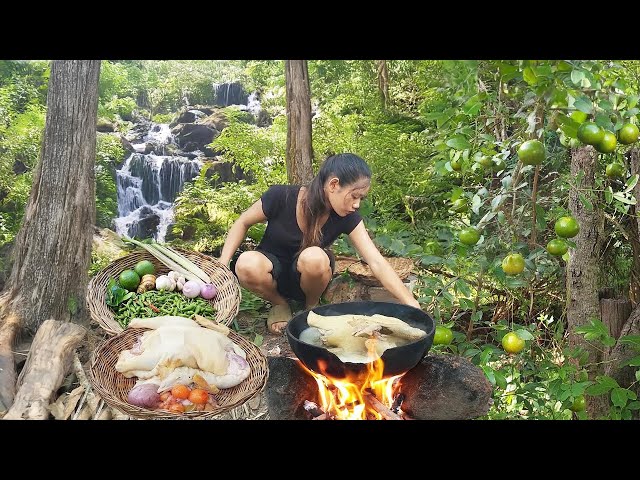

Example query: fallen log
[4,320,85,419]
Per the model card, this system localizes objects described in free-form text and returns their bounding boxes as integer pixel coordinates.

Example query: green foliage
[173,168,263,253]
[95,134,123,228]
[209,116,287,190]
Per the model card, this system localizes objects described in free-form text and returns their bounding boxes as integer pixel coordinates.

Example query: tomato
[188,388,210,405]
[171,384,191,400]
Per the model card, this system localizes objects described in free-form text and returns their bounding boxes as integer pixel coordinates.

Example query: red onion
[200,283,218,299]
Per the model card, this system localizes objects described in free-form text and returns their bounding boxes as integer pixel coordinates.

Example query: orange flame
[301,341,404,420]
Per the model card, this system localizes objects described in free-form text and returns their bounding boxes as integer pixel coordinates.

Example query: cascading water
[114,123,202,242]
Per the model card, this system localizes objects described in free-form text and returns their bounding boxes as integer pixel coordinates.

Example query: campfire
[299,342,406,420]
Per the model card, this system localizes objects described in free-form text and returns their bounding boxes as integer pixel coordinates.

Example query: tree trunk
[4,320,85,419]
[604,305,640,418]
[375,60,390,108]
[600,298,631,340]
[0,60,100,409]
[566,145,607,417]
[285,60,313,185]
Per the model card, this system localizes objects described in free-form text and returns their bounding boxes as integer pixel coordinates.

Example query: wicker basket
[88,248,240,335]
[89,326,268,419]
[347,256,414,286]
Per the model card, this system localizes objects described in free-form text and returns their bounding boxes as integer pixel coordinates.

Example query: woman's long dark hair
[299,153,371,252]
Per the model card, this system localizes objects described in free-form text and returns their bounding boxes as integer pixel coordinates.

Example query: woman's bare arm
[218,199,268,266]
[348,221,420,309]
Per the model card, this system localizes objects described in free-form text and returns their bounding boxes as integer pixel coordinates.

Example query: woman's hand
[405,297,421,310]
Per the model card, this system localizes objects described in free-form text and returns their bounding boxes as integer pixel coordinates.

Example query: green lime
[518,140,545,165]
[546,239,569,256]
[451,198,468,213]
[134,260,155,277]
[555,216,580,238]
[119,269,141,292]
[571,395,586,412]
[502,253,525,276]
[619,123,639,145]
[459,227,481,246]
[476,155,493,168]
[433,326,453,345]
[595,131,617,153]
[577,122,604,145]
[605,162,625,178]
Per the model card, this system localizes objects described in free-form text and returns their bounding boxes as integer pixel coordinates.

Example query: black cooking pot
[286,301,435,379]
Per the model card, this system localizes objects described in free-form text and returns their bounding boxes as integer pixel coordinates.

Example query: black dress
[234,184,362,302]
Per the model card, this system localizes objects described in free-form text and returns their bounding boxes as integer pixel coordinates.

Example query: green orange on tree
[595,130,617,153]
[605,162,625,178]
[517,140,545,165]
[476,155,493,168]
[119,269,141,291]
[502,331,525,354]
[501,253,525,276]
[459,227,481,246]
[554,216,580,238]
[577,122,604,145]
[618,123,639,145]
[451,198,468,213]
[433,326,453,345]
[450,158,462,171]
[571,395,586,412]
[546,239,568,256]
[493,157,506,171]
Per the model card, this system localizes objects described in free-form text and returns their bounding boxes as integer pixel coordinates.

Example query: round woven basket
[88,248,240,335]
[347,256,414,286]
[89,326,268,419]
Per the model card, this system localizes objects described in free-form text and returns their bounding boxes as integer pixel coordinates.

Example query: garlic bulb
[167,271,186,291]
[155,275,176,292]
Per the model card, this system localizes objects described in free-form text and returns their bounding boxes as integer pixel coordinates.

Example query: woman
[218,153,420,334]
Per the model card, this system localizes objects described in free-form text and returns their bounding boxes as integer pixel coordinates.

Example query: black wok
[286,301,435,379]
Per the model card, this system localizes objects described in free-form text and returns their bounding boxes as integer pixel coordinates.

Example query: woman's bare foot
[266,303,293,334]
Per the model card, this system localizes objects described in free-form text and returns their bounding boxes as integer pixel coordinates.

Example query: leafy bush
[95,134,124,228]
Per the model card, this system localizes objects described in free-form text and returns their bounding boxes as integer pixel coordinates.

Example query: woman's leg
[234,251,291,334]
[296,246,333,309]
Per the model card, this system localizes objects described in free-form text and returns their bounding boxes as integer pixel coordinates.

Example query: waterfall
[114,123,202,242]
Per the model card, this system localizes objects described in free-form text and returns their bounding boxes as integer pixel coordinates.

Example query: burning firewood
[363,391,401,420]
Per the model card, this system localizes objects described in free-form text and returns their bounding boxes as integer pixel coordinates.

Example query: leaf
[574,96,594,114]
[455,279,472,297]
[523,67,538,85]
[571,70,585,85]
[491,195,504,211]
[613,192,636,205]
[622,355,640,367]
[515,329,534,340]
[619,335,640,348]
[459,298,475,310]
[471,194,482,215]
[390,238,406,254]
[494,370,507,390]
[446,136,471,150]
[253,333,263,346]
[578,193,594,211]
[624,175,639,193]
[420,255,444,266]
[586,376,619,395]
[481,365,496,384]
[627,95,639,110]
[611,388,628,408]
